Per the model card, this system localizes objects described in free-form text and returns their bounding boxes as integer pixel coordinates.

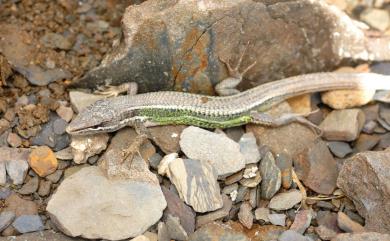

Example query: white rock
[166,158,223,213]
[6,160,29,185]
[131,235,150,241]
[69,91,106,113]
[180,127,245,177]
[70,133,109,164]
[46,166,166,240]
[239,132,261,164]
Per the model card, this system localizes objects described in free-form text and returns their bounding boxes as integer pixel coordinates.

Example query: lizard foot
[250,111,323,136]
[216,42,257,96]
[95,82,138,97]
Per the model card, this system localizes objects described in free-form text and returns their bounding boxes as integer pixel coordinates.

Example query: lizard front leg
[215,43,257,96]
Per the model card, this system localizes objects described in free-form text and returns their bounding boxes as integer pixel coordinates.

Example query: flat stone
[68,91,106,113]
[38,180,51,197]
[166,214,188,241]
[319,109,365,141]
[254,208,269,223]
[331,232,390,241]
[290,209,312,234]
[7,133,21,148]
[180,126,245,177]
[238,202,253,229]
[0,187,11,200]
[165,158,223,213]
[157,222,170,241]
[259,152,281,199]
[47,166,166,240]
[56,105,73,123]
[0,230,84,240]
[4,194,38,216]
[71,133,109,164]
[275,153,292,189]
[28,146,58,177]
[98,128,155,178]
[12,215,44,233]
[196,195,232,228]
[72,0,389,93]
[161,186,195,235]
[149,125,186,154]
[353,134,380,152]
[295,139,338,194]
[360,8,390,31]
[5,159,29,185]
[0,211,15,232]
[278,230,311,241]
[316,211,342,240]
[225,127,245,142]
[45,170,63,183]
[31,114,70,151]
[225,171,243,185]
[268,213,286,226]
[188,222,249,241]
[337,211,365,233]
[327,141,352,158]
[240,165,261,188]
[130,235,150,241]
[239,132,261,164]
[269,190,302,211]
[337,151,390,233]
[18,176,39,195]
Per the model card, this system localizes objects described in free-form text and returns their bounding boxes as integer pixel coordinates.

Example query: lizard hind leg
[215,42,257,96]
[250,111,323,136]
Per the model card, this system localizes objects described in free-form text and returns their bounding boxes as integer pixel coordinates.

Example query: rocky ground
[0,0,390,241]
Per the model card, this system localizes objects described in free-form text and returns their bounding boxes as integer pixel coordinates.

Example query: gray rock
[68,91,106,113]
[254,207,270,223]
[12,215,44,233]
[278,230,310,241]
[275,153,292,189]
[31,114,70,151]
[46,166,166,240]
[166,214,188,241]
[259,152,281,199]
[165,158,223,213]
[337,151,390,233]
[149,125,186,154]
[188,222,249,241]
[327,141,352,158]
[290,209,312,234]
[149,153,163,170]
[157,222,170,241]
[0,187,12,199]
[268,213,286,226]
[0,162,6,185]
[38,180,51,197]
[196,195,232,228]
[239,132,261,164]
[319,109,365,141]
[5,160,29,185]
[269,190,302,211]
[73,0,390,93]
[0,211,15,232]
[18,176,39,195]
[295,139,338,195]
[52,118,68,135]
[331,232,390,241]
[161,186,195,236]
[180,126,245,177]
[238,202,253,229]
[45,170,63,183]
[0,230,85,240]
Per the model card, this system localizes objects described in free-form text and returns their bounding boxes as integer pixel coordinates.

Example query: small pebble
[269,189,302,211]
[327,141,352,158]
[28,146,58,177]
[18,176,39,195]
[12,215,44,233]
[56,105,74,122]
[0,211,15,232]
[6,133,22,148]
[268,213,286,226]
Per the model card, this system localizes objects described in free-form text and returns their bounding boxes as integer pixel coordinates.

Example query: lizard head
[66,99,133,135]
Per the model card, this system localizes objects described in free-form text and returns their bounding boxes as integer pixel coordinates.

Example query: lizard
[65,50,390,164]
